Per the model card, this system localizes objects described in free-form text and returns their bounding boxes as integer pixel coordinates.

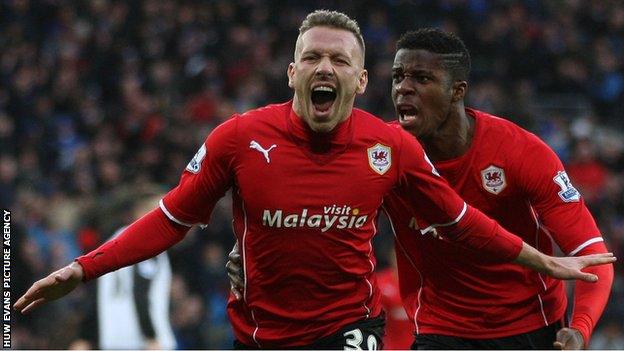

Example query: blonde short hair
[298,10,365,56]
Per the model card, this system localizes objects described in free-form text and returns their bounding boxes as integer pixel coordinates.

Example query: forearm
[452,206,587,275]
[512,242,550,273]
[570,243,614,346]
[446,205,524,262]
[77,208,189,281]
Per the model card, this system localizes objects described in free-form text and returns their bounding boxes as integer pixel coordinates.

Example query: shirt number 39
[343,328,379,350]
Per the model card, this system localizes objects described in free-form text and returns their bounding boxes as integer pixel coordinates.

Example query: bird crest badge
[481,165,506,194]
[368,143,392,175]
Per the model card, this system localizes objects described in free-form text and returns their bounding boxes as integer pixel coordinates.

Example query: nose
[394,77,414,95]
[315,57,334,78]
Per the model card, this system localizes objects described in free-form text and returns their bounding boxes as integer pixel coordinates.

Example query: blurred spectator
[590,321,624,350]
[97,193,176,350]
[567,138,610,205]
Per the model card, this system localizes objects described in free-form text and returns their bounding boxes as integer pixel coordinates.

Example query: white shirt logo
[186,144,207,174]
[249,140,277,163]
[553,171,580,202]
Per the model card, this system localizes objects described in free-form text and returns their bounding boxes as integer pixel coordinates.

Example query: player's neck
[422,106,474,162]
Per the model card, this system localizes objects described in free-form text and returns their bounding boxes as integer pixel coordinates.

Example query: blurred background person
[96,191,176,350]
[69,188,176,350]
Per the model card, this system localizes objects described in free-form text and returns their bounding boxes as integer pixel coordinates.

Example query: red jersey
[377,267,413,350]
[385,108,605,339]
[159,102,522,347]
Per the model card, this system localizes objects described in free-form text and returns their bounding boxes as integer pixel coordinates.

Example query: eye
[302,54,318,62]
[416,75,430,83]
[392,72,403,82]
[333,57,349,65]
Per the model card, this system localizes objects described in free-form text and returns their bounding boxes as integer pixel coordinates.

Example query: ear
[451,80,467,102]
[287,63,295,89]
[356,69,368,95]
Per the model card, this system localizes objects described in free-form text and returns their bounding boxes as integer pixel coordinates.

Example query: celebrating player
[386,28,613,350]
[16,11,615,350]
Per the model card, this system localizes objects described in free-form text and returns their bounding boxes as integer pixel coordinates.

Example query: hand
[546,253,616,282]
[553,328,584,350]
[226,242,245,300]
[514,243,616,282]
[14,261,84,314]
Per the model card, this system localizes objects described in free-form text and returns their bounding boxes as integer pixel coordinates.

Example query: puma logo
[249,140,277,163]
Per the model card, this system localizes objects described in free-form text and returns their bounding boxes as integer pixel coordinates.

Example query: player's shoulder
[216,101,290,139]
[205,102,289,147]
[471,108,545,150]
[237,101,290,123]
[472,108,524,136]
[471,108,560,174]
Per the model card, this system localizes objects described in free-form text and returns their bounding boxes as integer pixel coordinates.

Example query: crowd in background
[3,0,623,348]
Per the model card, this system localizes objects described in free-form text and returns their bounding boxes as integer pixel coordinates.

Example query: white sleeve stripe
[568,237,604,256]
[159,199,193,227]
[419,202,467,235]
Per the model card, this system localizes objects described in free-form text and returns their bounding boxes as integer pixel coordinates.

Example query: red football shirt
[385,108,605,339]
[160,102,521,347]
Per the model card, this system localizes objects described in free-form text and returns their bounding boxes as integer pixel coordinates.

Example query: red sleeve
[447,205,524,262]
[396,130,523,261]
[160,116,238,225]
[76,208,188,281]
[569,241,614,346]
[517,133,601,254]
[515,135,612,345]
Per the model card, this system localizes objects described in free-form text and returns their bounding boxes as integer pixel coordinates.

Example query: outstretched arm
[16,117,239,315]
[14,208,188,314]
[441,205,615,282]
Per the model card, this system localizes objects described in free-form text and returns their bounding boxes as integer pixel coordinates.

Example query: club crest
[481,165,506,195]
[367,143,392,175]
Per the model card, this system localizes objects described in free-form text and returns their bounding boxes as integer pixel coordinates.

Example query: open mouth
[397,106,418,124]
[311,86,337,113]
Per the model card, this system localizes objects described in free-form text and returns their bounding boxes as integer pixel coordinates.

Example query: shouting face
[288,26,368,133]
[391,48,462,139]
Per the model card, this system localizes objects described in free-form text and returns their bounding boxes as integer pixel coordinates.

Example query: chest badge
[481,165,506,195]
[367,143,392,175]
